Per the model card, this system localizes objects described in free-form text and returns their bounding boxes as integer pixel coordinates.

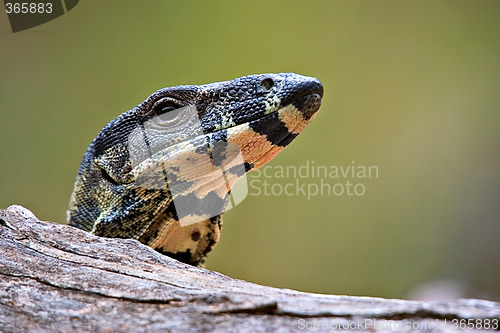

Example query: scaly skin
[67,73,323,266]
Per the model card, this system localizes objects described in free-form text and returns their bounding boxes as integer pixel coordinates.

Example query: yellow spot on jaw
[226,104,315,171]
[278,105,308,135]
[227,123,284,170]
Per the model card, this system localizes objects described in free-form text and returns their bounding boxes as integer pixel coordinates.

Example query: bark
[0,205,498,333]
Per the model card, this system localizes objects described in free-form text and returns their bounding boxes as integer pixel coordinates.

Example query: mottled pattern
[67,73,323,266]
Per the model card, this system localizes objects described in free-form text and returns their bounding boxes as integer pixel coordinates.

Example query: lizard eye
[152,98,183,116]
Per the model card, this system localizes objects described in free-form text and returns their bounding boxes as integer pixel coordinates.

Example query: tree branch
[0,205,498,332]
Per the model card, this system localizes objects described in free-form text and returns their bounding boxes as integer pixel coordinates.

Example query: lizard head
[67,73,323,255]
[132,73,323,170]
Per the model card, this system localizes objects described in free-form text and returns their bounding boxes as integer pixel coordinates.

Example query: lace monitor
[67,73,323,266]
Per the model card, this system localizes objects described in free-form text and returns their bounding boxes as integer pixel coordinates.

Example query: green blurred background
[1,1,499,301]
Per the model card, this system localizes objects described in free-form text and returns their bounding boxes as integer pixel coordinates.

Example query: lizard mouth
[239,91,323,148]
[288,92,323,121]
[199,76,324,135]
[220,91,322,171]
[280,78,323,117]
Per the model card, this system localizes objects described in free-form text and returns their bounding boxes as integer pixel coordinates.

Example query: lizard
[67,73,323,266]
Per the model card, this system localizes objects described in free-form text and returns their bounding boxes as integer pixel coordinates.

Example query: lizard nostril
[261,78,274,91]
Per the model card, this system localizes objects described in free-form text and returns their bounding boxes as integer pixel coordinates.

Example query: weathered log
[0,205,499,332]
